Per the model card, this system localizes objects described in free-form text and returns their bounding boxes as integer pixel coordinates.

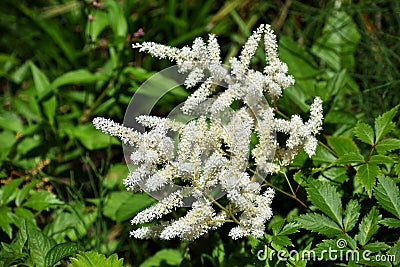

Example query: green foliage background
[0,0,399,266]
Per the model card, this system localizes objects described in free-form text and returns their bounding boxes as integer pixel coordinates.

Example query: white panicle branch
[93,24,323,241]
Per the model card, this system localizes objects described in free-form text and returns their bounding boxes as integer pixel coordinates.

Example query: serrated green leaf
[379,218,400,228]
[68,251,124,267]
[247,236,264,255]
[297,213,342,237]
[269,217,285,235]
[45,243,82,267]
[368,155,394,164]
[314,239,341,260]
[374,176,400,219]
[356,207,381,246]
[337,233,358,250]
[354,122,375,145]
[288,242,312,267]
[279,222,300,236]
[334,152,365,165]
[388,241,400,265]
[375,138,400,154]
[139,249,183,267]
[306,180,343,227]
[343,199,361,232]
[327,136,360,156]
[364,242,390,252]
[271,235,293,249]
[374,105,399,143]
[355,164,380,197]
[27,222,55,267]
[396,163,400,177]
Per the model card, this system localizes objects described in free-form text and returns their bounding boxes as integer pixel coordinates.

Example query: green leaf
[15,180,39,207]
[368,155,394,164]
[42,96,57,126]
[51,69,109,89]
[269,216,285,235]
[0,178,24,205]
[297,213,342,237]
[68,251,124,267]
[334,152,365,165]
[355,164,380,197]
[374,104,399,143]
[271,235,293,249]
[0,111,24,132]
[314,239,341,260]
[278,36,319,112]
[396,163,400,177]
[379,218,400,228]
[211,236,225,265]
[103,163,129,189]
[343,199,361,232]
[311,11,361,71]
[139,249,183,267]
[22,191,63,211]
[45,243,82,267]
[279,222,300,236]
[324,109,357,125]
[0,131,18,161]
[85,10,109,42]
[0,206,17,238]
[103,192,156,223]
[356,207,381,246]
[364,242,390,252]
[30,62,50,99]
[327,136,359,156]
[374,176,400,219]
[306,180,343,227]
[312,144,337,164]
[74,124,120,150]
[388,241,400,266]
[375,138,400,154]
[321,167,348,183]
[354,122,374,145]
[27,222,55,267]
[106,0,128,41]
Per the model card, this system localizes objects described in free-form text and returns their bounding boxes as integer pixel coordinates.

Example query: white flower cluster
[93,24,323,241]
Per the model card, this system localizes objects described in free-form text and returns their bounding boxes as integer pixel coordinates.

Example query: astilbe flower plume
[93,24,323,241]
